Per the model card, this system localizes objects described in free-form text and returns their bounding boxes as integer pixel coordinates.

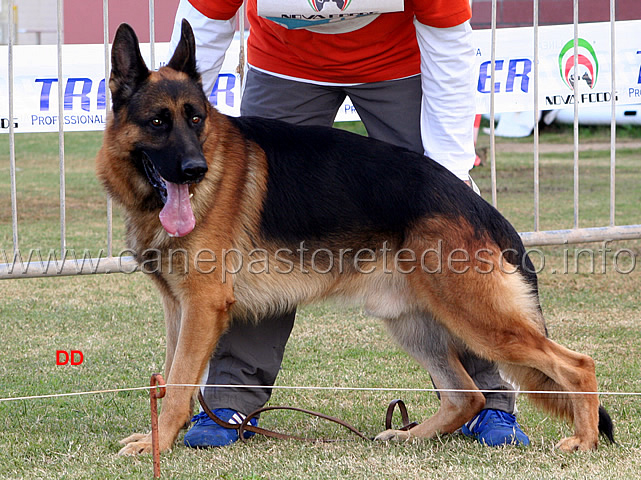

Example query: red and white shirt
[186,0,471,83]
[169,0,477,180]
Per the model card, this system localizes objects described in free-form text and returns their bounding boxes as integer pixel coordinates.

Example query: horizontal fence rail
[2,0,641,280]
[0,254,139,279]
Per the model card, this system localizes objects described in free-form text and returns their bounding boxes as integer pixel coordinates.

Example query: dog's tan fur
[98,21,610,455]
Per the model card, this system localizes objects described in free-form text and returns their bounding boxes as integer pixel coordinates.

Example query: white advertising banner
[472,20,641,115]
[1,21,641,134]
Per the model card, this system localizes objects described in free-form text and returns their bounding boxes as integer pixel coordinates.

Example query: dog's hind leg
[409,266,606,450]
[497,341,602,451]
[375,314,485,442]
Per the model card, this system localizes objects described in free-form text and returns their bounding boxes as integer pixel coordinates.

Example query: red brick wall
[63,0,640,43]
[64,0,180,44]
[471,0,641,29]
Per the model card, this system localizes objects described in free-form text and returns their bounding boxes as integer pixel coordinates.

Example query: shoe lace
[190,411,210,423]
[190,409,253,426]
[478,410,517,428]
[473,409,518,432]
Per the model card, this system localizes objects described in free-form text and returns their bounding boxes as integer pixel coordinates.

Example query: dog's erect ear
[110,23,150,111]
[166,19,200,82]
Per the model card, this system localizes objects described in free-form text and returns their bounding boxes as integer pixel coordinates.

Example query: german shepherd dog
[97,21,614,455]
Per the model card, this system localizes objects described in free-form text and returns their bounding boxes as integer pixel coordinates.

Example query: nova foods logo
[309,0,350,12]
[558,38,599,90]
[546,37,613,106]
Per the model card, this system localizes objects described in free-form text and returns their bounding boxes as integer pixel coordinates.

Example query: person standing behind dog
[168,0,530,449]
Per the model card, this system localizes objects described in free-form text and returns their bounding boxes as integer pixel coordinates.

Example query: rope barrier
[1,379,635,479]
[2,383,641,404]
[0,385,152,403]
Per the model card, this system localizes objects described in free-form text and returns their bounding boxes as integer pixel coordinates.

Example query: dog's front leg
[162,293,182,381]
[159,284,197,428]
[118,288,233,455]
[149,275,182,380]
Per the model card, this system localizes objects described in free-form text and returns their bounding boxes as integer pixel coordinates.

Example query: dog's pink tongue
[159,182,195,237]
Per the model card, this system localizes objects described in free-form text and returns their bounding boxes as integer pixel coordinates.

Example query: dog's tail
[598,404,616,444]
[502,365,615,444]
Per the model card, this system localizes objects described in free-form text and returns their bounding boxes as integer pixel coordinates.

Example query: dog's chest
[230,265,413,321]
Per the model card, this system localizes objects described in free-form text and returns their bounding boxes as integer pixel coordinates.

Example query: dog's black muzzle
[179,156,208,184]
[141,151,207,204]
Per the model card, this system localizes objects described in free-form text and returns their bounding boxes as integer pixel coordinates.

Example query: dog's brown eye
[191,116,201,125]
[151,118,163,127]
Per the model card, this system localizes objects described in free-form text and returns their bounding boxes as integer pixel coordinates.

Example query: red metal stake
[150,373,166,479]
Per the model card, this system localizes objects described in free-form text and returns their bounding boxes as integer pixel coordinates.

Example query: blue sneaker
[461,409,530,446]
[183,409,258,448]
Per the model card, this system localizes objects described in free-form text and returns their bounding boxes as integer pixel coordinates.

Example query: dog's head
[109,20,209,237]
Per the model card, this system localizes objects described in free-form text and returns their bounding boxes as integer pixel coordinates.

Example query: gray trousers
[203,69,515,414]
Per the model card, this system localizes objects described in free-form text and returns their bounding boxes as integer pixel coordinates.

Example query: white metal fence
[2,0,641,279]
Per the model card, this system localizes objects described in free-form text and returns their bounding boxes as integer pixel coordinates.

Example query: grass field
[1,124,640,479]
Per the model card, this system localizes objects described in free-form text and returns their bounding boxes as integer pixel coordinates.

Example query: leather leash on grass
[197,392,418,443]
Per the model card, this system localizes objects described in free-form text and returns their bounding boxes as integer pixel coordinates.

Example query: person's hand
[465,177,481,196]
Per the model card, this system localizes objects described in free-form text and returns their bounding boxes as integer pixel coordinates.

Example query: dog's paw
[119,432,149,445]
[374,429,412,442]
[118,433,152,455]
[555,435,597,452]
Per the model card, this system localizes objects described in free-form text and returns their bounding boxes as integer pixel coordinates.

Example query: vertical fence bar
[8,0,19,254]
[572,0,580,229]
[56,0,66,253]
[238,1,246,87]
[532,0,540,232]
[149,0,155,68]
[489,0,498,208]
[103,0,113,257]
[609,0,616,227]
